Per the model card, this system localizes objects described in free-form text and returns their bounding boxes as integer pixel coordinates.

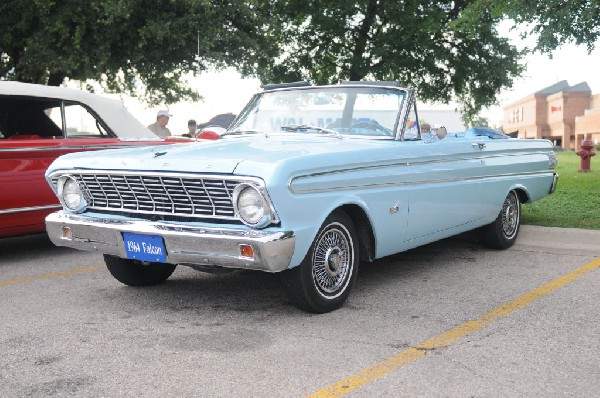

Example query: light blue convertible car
[45,82,558,313]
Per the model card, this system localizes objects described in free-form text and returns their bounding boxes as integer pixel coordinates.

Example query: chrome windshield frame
[228,84,411,141]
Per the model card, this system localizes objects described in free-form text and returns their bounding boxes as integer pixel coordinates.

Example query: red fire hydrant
[576,140,596,172]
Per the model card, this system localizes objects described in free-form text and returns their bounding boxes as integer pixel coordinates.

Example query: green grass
[521,151,600,230]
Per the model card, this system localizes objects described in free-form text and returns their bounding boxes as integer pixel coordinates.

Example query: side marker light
[239,244,255,259]
[61,226,73,240]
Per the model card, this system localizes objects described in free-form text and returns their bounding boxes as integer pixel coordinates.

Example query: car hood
[48,139,245,175]
[46,134,393,180]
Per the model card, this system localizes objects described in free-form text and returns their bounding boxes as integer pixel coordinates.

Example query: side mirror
[195,126,226,140]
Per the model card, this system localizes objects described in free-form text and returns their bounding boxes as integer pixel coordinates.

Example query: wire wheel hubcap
[312,225,353,297]
[501,192,519,239]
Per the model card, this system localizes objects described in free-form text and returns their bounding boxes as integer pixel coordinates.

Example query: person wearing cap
[148,110,172,137]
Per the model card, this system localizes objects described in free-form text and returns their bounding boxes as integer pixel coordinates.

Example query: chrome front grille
[69,172,244,221]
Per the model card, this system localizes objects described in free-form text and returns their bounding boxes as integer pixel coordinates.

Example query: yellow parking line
[0,265,105,287]
[309,257,600,398]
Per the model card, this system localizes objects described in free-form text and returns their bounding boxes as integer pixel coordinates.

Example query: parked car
[0,81,187,238]
[45,82,558,313]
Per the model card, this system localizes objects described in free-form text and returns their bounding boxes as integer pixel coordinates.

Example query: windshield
[230,86,405,138]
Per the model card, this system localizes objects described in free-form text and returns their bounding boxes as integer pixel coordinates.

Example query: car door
[402,140,488,241]
[401,103,487,242]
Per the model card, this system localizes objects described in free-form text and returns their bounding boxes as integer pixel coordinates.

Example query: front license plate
[122,232,167,263]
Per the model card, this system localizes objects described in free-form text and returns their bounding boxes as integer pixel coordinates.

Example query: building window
[510,107,523,123]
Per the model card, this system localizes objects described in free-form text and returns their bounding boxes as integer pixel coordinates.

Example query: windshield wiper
[280,124,341,137]
[221,129,265,137]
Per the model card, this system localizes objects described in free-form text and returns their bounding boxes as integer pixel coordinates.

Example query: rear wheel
[281,211,359,313]
[104,254,176,286]
[482,190,521,249]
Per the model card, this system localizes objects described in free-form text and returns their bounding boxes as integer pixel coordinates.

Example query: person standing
[148,110,172,137]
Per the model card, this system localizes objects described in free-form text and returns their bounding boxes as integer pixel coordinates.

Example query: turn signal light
[61,226,72,240]
[239,244,254,259]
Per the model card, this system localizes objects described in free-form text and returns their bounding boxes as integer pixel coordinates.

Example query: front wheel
[281,211,359,313]
[482,190,521,249]
[104,254,176,286]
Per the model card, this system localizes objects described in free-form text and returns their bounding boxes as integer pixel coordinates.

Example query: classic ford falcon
[45,82,558,313]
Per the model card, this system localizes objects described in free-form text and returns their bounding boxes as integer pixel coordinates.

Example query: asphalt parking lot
[1,226,599,397]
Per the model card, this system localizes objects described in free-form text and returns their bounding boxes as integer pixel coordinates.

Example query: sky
[108,22,600,134]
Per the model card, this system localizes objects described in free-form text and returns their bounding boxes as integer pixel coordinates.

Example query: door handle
[472,142,486,150]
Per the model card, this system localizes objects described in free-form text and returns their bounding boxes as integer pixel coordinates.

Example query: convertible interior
[0,97,64,139]
[0,96,112,139]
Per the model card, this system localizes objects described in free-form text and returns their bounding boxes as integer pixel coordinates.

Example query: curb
[517,225,600,255]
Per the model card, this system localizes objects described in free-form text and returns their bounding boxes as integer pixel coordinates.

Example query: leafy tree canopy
[468,115,490,128]
[2,0,597,120]
[255,0,525,122]
[482,0,600,53]
[0,0,272,105]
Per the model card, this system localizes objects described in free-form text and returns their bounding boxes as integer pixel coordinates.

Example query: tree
[0,0,272,105]
[468,115,490,128]
[482,0,600,53]
[254,0,525,123]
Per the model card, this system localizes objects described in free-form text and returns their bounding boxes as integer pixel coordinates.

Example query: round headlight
[237,186,265,225]
[233,183,275,227]
[58,176,86,212]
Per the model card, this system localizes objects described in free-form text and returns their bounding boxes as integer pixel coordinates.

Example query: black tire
[281,210,359,313]
[482,190,521,249]
[104,254,176,286]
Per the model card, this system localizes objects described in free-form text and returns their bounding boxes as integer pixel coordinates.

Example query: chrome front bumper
[46,212,295,273]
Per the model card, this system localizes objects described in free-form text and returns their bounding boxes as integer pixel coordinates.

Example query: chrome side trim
[290,170,554,194]
[0,204,61,215]
[289,151,554,182]
[0,145,134,152]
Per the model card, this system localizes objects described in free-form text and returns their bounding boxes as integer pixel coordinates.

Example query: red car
[0,81,184,238]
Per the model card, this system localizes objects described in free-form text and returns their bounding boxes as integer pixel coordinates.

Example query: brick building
[503,81,600,149]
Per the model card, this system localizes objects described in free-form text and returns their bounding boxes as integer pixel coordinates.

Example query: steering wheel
[348,120,394,136]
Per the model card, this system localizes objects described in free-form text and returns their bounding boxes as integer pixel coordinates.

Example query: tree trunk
[348,0,379,81]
